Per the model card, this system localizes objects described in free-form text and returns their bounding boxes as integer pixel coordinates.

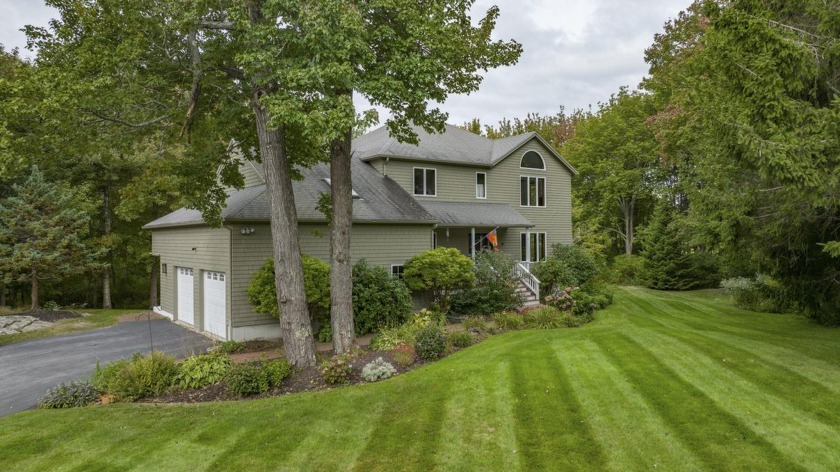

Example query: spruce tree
[0,167,102,310]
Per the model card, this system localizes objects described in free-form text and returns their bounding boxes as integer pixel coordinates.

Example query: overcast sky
[0,0,689,126]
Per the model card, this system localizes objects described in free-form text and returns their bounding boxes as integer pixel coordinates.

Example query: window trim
[475,172,487,199]
[520,232,547,263]
[412,166,437,197]
[520,175,547,208]
[390,264,405,280]
[519,150,546,170]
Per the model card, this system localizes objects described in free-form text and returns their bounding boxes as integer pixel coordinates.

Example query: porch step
[516,281,540,307]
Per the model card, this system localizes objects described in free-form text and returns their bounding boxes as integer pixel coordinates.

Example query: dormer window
[323,178,361,199]
[520,151,545,170]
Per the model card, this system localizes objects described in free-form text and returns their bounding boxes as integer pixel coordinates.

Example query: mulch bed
[21,310,84,323]
[140,345,435,404]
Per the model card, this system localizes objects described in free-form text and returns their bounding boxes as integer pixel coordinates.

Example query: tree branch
[83,109,169,128]
[199,20,237,31]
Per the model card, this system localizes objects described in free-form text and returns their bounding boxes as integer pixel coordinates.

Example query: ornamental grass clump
[38,381,99,409]
[461,315,488,332]
[523,307,564,330]
[391,343,416,367]
[493,311,523,331]
[361,357,397,382]
[448,330,473,348]
[92,352,179,402]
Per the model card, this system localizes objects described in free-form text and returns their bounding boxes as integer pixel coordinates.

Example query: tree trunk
[30,267,38,311]
[619,196,636,255]
[253,95,317,368]
[330,125,355,353]
[149,254,159,308]
[102,187,113,309]
[0,281,6,308]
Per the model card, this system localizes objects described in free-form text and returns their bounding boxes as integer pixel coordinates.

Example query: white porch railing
[513,261,540,303]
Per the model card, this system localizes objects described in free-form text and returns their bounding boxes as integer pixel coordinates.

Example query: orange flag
[487,228,499,250]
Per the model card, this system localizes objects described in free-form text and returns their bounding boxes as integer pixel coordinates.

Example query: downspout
[383,157,389,176]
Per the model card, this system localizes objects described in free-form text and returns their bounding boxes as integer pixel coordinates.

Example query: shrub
[369,325,413,351]
[533,258,576,296]
[247,255,331,324]
[447,331,473,348]
[403,247,476,313]
[92,352,179,402]
[544,286,576,311]
[38,381,99,409]
[523,307,564,329]
[450,251,521,316]
[352,260,413,335]
[176,353,233,390]
[492,311,523,331]
[216,340,246,354]
[391,343,416,367]
[262,358,292,387]
[461,315,487,332]
[317,324,333,343]
[547,244,600,285]
[225,363,265,396]
[320,354,353,385]
[721,274,790,313]
[361,357,397,382]
[607,254,644,285]
[414,325,447,360]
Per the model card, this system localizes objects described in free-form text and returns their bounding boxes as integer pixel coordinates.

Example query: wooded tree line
[0,0,520,367]
[467,0,839,324]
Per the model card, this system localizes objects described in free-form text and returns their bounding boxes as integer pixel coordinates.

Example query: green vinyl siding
[374,138,573,260]
[152,227,231,331]
[228,223,434,328]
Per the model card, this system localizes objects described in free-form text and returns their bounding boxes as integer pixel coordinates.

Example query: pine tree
[0,167,103,310]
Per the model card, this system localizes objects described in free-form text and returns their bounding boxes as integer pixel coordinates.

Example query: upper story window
[476,172,486,199]
[520,151,545,170]
[520,176,546,207]
[413,167,436,196]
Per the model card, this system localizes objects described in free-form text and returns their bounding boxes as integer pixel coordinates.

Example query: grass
[0,308,148,345]
[1,287,840,470]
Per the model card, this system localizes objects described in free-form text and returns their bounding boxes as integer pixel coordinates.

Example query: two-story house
[143,124,576,341]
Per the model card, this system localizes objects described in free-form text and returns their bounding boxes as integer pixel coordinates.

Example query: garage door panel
[177,267,194,325]
[203,271,226,339]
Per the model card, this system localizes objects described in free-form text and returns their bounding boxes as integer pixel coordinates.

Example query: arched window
[520,151,545,170]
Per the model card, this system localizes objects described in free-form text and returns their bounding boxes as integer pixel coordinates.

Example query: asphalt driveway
[0,318,212,417]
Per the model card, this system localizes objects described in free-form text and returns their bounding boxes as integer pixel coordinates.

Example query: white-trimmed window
[520,176,546,207]
[413,167,437,196]
[520,150,545,170]
[476,172,486,199]
[391,265,405,280]
[520,232,547,262]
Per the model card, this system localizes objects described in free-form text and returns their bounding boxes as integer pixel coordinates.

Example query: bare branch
[180,29,204,141]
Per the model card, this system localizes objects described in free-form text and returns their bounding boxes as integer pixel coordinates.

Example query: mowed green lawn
[2,287,839,471]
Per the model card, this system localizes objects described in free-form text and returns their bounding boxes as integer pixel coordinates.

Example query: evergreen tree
[0,167,103,310]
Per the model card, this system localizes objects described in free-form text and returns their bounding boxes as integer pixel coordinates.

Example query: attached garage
[177,267,194,325]
[203,271,227,339]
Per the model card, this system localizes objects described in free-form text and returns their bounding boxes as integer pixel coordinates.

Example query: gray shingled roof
[420,201,533,228]
[353,123,577,174]
[143,159,435,229]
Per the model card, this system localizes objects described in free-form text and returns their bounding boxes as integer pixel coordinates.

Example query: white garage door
[203,271,227,339]
[177,267,194,325]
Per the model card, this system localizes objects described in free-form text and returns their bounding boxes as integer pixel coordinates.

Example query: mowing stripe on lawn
[435,359,520,471]
[593,333,804,471]
[509,339,607,471]
[646,323,840,423]
[351,373,453,471]
[624,327,840,471]
[624,294,840,393]
[560,338,704,472]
